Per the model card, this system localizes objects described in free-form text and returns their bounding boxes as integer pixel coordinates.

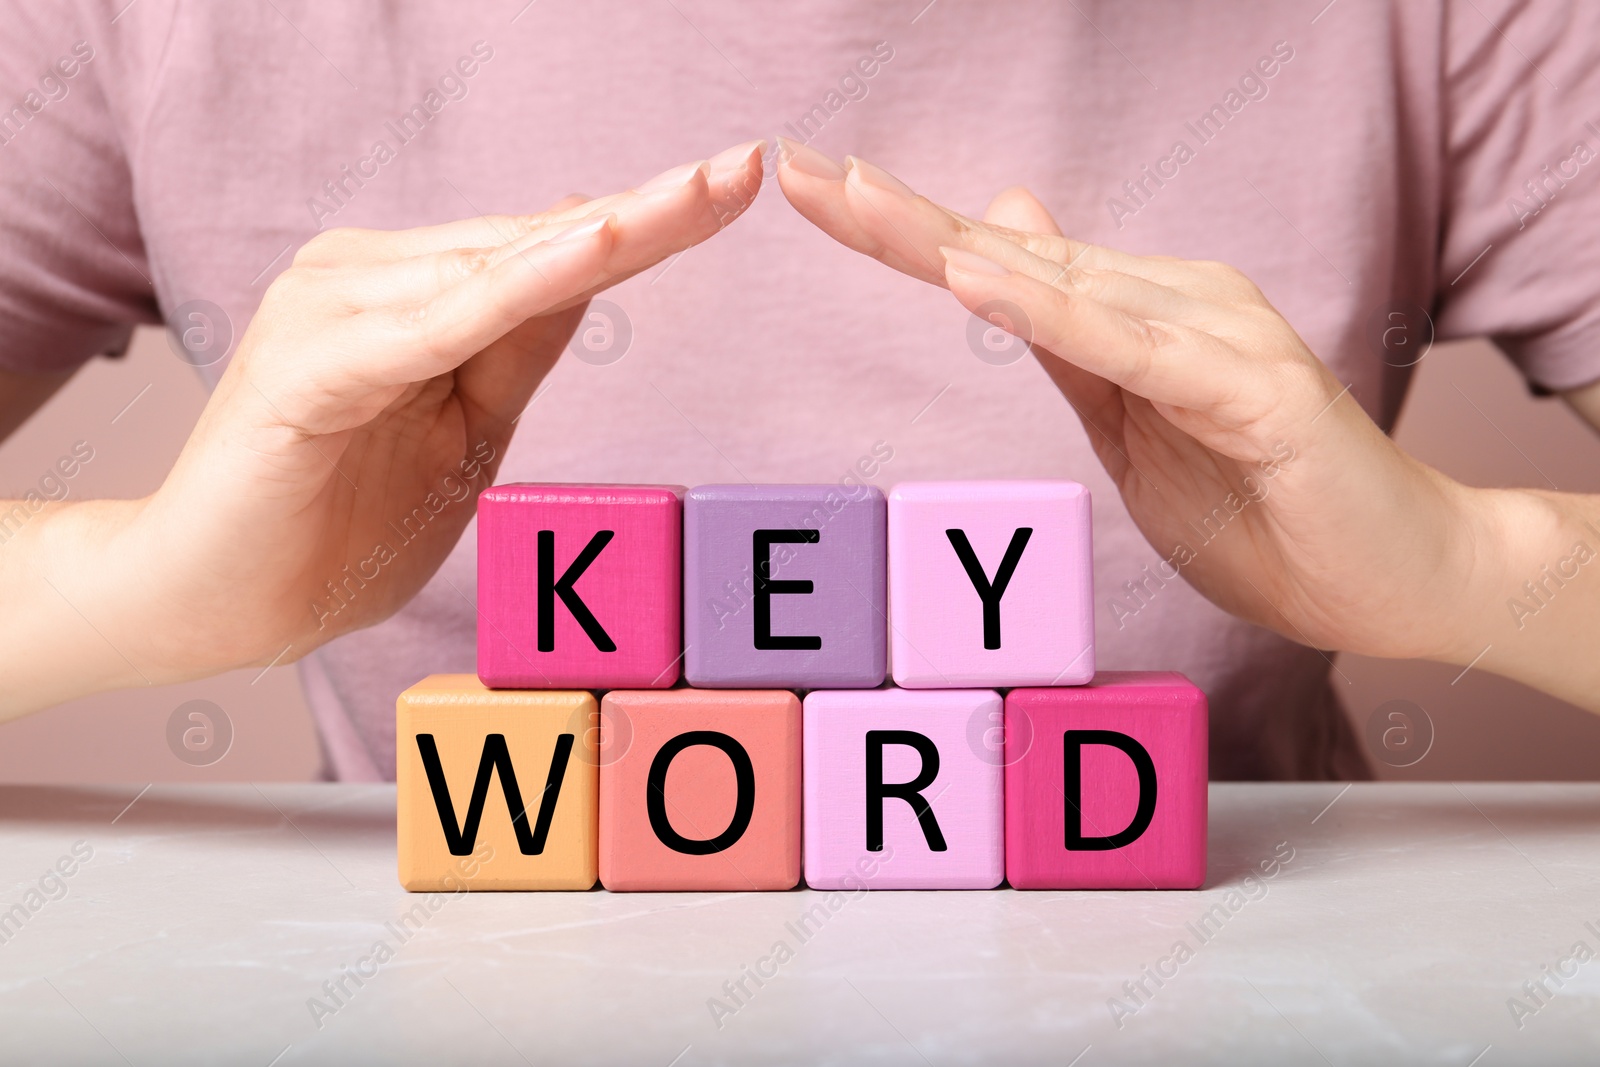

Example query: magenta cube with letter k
[477,484,682,689]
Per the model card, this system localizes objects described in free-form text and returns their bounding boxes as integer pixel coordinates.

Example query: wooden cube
[477,484,682,689]
[684,484,886,689]
[599,689,801,891]
[397,675,598,891]
[888,481,1094,688]
[1004,672,1207,890]
[803,688,1003,890]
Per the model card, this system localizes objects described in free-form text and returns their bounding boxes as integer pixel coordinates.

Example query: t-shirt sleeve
[0,4,160,375]
[1433,0,1600,392]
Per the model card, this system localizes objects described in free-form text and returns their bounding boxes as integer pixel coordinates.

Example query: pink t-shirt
[4,1,1599,780]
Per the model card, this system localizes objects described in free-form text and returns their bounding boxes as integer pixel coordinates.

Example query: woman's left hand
[776,140,1597,711]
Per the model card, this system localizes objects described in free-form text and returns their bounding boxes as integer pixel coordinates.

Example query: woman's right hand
[0,141,765,717]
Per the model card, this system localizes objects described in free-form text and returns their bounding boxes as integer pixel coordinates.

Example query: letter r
[865,730,947,852]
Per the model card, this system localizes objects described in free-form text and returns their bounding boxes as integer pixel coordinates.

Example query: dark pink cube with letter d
[477,484,682,689]
[1005,672,1207,889]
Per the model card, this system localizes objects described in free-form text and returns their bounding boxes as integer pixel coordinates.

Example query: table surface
[1,783,1597,1066]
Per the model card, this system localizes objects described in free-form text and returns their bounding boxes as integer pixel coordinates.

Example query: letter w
[415,733,574,856]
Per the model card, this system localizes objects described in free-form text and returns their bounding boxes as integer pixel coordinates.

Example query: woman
[1,0,1596,779]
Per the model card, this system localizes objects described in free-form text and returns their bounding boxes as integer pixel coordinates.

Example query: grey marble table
[1,783,1597,1065]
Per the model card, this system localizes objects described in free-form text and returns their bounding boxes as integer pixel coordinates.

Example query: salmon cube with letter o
[599,689,801,891]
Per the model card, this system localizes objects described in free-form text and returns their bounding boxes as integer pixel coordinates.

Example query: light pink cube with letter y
[888,481,1094,688]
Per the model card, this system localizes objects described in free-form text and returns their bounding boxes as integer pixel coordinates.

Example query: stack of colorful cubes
[397,481,1207,892]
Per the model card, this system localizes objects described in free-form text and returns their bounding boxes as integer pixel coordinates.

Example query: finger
[347,214,617,389]
[940,246,1253,413]
[954,191,1256,308]
[946,230,1123,441]
[331,161,735,311]
[454,142,766,438]
[775,137,892,260]
[705,138,767,230]
[553,137,768,311]
[964,197,1273,339]
[344,161,710,293]
[982,185,1063,235]
[971,192,1134,447]
[842,156,1189,288]
[782,146,1169,287]
[943,237,1215,330]
[535,142,767,314]
[296,140,765,266]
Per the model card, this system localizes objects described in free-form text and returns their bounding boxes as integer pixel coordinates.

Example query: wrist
[0,497,155,718]
[1433,483,1573,667]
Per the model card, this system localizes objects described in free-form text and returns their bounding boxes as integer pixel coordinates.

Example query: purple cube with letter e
[684,484,887,689]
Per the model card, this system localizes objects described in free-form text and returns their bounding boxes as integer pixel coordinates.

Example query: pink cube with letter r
[888,480,1094,688]
[803,687,1004,890]
[1004,672,1207,890]
[477,484,682,689]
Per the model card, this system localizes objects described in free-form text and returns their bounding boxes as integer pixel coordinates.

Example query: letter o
[646,731,756,855]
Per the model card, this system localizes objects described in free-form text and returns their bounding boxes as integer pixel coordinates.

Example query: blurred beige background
[0,326,1598,782]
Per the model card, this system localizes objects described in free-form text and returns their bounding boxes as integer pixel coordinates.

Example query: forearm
[0,497,156,720]
[1445,485,1600,714]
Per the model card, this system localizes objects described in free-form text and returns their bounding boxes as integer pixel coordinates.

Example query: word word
[475,481,1095,690]
[395,673,1208,893]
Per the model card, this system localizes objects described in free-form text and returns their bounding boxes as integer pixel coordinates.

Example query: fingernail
[636,161,707,195]
[778,137,847,181]
[846,156,915,198]
[941,247,1011,276]
[549,214,612,243]
[709,139,767,172]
